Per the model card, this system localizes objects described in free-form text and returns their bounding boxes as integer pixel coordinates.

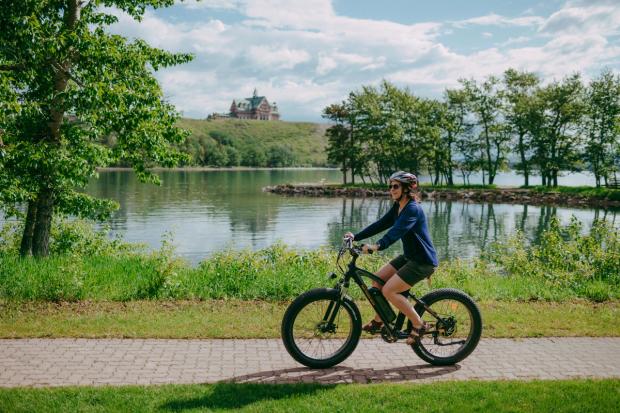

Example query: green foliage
[483,217,619,301]
[241,146,267,167]
[525,185,620,201]
[325,68,619,188]
[0,0,193,256]
[583,69,620,187]
[0,218,134,257]
[0,218,617,302]
[267,144,296,167]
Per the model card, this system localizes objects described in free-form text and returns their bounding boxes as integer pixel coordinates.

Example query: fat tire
[281,288,362,369]
[411,288,482,366]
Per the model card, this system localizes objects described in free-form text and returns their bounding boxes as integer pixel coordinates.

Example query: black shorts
[389,255,436,286]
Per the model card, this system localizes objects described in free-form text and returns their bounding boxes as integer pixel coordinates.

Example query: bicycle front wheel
[281,288,362,369]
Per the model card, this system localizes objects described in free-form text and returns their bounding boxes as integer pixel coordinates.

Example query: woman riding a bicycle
[345,171,438,344]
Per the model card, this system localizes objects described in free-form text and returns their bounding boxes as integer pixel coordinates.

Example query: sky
[107,0,620,122]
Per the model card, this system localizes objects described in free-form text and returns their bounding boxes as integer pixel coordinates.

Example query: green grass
[0,299,617,338]
[1,243,617,302]
[177,118,329,166]
[333,182,620,199]
[0,380,618,412]
[525,185,620,201]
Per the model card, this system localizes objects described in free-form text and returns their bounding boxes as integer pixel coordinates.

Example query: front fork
[318,277,349,332]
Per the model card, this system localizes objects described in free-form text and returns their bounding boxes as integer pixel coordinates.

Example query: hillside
[176,118,329,167]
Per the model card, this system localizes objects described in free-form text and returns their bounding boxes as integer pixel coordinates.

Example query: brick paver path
[1,338,618,387]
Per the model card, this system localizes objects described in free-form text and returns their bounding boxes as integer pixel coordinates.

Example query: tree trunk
[29,0,80,257]
[518,133,529,187]
[19,200,38,257]
[524,170,529,187]
[31,187,54,258]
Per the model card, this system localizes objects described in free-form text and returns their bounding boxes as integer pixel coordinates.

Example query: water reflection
[1,169,618,265]
[326,198,619,262]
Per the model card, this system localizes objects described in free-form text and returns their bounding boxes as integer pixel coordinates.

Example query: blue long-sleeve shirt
[354,200,438,267]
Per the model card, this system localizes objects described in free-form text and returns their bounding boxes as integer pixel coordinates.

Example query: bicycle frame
[329,242,444,341]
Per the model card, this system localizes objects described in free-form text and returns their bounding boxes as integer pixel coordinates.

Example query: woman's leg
[373,262,398,289]
[382,274,424,328]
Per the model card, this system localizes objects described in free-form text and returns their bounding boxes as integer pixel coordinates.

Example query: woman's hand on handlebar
[343,232,354,240]
[362,244,378,254]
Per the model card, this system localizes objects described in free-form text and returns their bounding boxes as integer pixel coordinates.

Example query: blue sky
[108,0,620,121]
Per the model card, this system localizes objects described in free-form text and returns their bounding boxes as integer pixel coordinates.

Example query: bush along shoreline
[263,184,620,208]
[0,217,618,303]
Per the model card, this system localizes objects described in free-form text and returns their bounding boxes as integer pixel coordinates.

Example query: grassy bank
[1,299,617,338]
[332,183,620,201]
[177,118,328,167]
[0,218,618,303]
[1,380,618,412]
[526,185,620,199]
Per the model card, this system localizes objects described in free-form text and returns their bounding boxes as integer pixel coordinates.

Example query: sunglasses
[388,184,401,190]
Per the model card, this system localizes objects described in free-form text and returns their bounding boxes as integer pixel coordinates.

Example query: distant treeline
[171,118,328,167]
[324,68,620,187]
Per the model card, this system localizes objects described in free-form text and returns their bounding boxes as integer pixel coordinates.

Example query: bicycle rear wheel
[281,288,362,369]
[409,288,482,366]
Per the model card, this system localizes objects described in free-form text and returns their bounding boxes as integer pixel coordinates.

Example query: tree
[502,69,540,187]
[203,141,228,166]
[323,102,355,184]
[455,124,481,185]
[0,0,193,257]
[356,81,417,183]
[411,98,443,185]
[461,76,509,185]
[583,69,620,187]
[438,88,471,185]
[241,146,267,167]
[351,84,392,183]
[534,74,584,187]
[267,144,295,167]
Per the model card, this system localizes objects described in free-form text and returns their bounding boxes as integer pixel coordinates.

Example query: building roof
[232,89,278,112]
[234,96,266,110]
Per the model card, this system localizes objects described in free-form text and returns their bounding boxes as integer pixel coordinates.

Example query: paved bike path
[1,338,618,387]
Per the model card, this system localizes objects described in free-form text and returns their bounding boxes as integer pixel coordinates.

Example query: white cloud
[103,0,620,120]
[453,13,545,28]
[246,45,311,69]
[181,0,241,10]
[499,36,531,47]
[540,3,620,36]
[316,54,337,75]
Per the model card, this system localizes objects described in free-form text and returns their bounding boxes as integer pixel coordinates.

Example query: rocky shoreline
[264,184,620,208]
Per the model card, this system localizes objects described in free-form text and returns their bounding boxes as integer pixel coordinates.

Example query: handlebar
[341,237,373,256]
[336,236,373,275]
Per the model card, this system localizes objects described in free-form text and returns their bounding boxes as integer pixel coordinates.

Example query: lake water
[70,169,618,265]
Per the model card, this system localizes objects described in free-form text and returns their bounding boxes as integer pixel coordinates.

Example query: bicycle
[281,237,482,369]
